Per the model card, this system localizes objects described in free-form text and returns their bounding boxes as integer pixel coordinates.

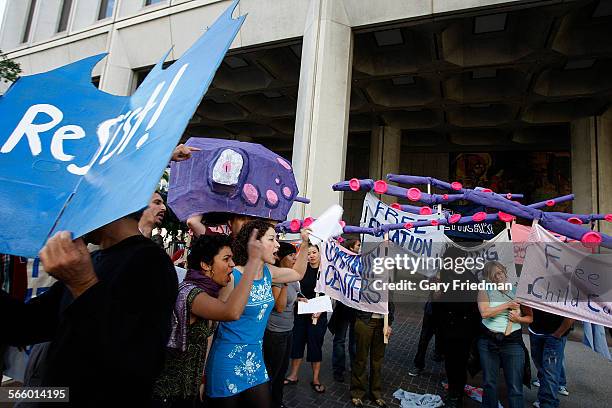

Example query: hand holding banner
[0,1,245,258]
[516,224,612,328]
[316,239,388,315]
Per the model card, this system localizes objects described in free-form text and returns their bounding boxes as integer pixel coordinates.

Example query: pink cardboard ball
[449,214,461,224]
[472,212,487,222]
[605,214,612,222]
[442,194,449,200]
[567,217,583,225]
[506,193,513,200]
[337,237,345,243]
[420,206,432,215]
[374,180,388,194]
[451,181,463,191]
[482,188,493,193]
[266,190,279,206]
[289,219,301,232]
[546,200,555,207]
[243,183,259,205]
[339,220,346,228]
[391,203,402,210]
[404,223,414,230]
[303,217,314,228]
[407,188,422,202]
[581,231,602,248]
[349,178,361,191]
[431,220,439,226]
[498,211,514,222]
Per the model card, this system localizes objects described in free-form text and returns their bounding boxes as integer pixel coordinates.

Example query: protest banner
[0,0,245,258]
[360,193,445,277]
[442,229,518,284]
[516,224,612,328]
[316,239,388,314]
[444,203,495,240]
[24,258,55,301]
[511,223,571,265]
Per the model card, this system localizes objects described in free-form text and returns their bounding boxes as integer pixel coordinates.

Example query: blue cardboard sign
[0,1,245,258]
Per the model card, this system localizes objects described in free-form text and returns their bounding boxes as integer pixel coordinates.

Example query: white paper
[297,295,334,314]
[175,266,187,283]
[309,204,344,245]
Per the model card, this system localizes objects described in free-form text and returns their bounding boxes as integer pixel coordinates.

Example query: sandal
[351,398,364,407]
[283,378,298,386]
[310,382,326,393]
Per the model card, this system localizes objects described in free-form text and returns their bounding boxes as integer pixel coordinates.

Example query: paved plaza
[284,303,612,408]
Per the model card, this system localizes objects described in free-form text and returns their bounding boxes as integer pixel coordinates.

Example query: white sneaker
[558,386,569,396]
[532,380,540,387]
[532,401,540,408]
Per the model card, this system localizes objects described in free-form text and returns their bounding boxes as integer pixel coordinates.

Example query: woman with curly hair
[152,233,262,407]
[205,219,311,408]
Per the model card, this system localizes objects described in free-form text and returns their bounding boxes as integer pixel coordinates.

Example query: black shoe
[408,367,423,376]
[443,396,463,408]
[333,372,344,382]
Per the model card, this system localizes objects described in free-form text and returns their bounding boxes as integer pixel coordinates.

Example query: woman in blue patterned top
[206,220,311,408]
[153,234,263,407]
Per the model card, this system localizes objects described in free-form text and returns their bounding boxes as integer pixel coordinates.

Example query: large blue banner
[0,1,245,258]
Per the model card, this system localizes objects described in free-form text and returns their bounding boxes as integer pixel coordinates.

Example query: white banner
[361,193,445,277]
[442,229,518,285]
[516,224,612,328]
[316,239,388,314]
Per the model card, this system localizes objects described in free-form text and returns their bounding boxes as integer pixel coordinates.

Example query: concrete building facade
[1,0,611,234]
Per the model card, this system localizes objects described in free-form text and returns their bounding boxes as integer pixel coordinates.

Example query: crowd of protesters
[0,145,584,408]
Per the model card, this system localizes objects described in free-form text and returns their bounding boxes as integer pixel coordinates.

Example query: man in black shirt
[0,212,178,406]
[528,309,574,408]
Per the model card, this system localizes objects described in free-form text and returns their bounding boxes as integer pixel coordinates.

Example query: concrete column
[595,109,612,236]
[369,126,401,204]
[99,29,134,96]
[570,111,612,237]
[570,117,598,215]
[290,0,353,218]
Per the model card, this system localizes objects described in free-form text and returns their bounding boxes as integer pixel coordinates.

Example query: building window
[98,0,115,20]
[57,0,73,33]
[144,0,164,6]
[22,0,37,43]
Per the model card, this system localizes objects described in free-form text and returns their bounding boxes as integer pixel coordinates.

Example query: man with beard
[0,210,178,406]
[139,191,167,239]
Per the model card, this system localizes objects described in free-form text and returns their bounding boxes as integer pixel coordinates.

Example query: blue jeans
[478,336,524,408]
[530,334,565,408]
[332,317,356,376]
[558,336,567,388]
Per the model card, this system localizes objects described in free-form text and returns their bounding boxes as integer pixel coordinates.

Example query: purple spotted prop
[168,138,299,221]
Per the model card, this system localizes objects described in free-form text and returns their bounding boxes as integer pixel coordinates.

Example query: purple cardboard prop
[168,138,300,221]
[386,175,612,248]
